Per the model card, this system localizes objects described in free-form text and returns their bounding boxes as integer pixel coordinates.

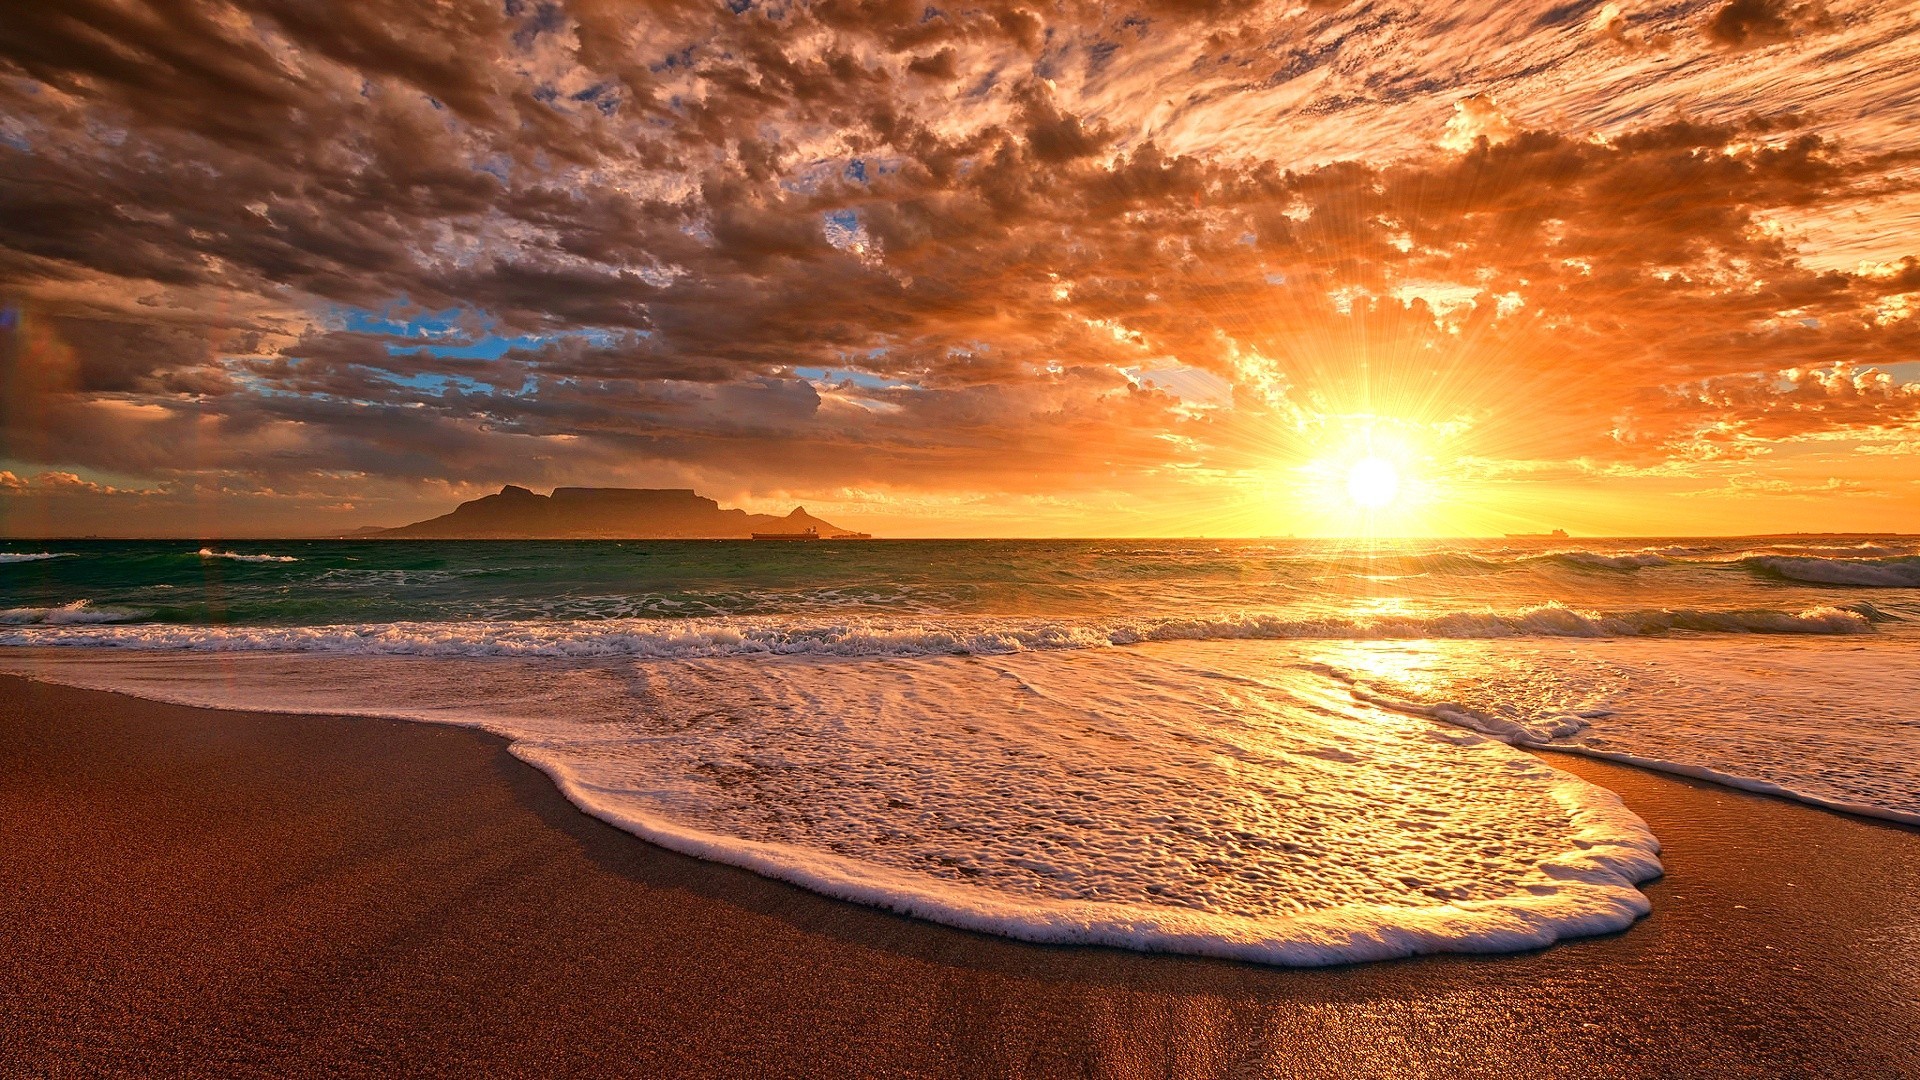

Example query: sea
[3,537,1916,965]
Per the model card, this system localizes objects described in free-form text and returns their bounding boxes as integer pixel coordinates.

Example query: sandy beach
[2,673,1916,1079]
[12,0,1920,1073]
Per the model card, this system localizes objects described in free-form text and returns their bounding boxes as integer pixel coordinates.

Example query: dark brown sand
[2,675,1917,1079]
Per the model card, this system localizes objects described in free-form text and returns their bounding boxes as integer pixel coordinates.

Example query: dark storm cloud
[1,0,1918,531]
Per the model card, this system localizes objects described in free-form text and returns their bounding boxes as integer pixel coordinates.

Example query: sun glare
[1282,419,1454,534]
[1345,457,1400,509]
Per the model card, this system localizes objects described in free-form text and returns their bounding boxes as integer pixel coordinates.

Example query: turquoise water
[2,537,1915,632]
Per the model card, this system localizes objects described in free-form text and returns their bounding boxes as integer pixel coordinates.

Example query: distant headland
[365,486,862,540]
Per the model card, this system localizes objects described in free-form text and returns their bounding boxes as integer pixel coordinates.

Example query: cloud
[0,469,160,496]
[1589,3,1673,53]
[1703,0,1836,49]
[1438,95,1515,153]
[0,0,1917,532]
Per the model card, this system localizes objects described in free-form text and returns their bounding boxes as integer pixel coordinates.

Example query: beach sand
[3,674,1917,1078]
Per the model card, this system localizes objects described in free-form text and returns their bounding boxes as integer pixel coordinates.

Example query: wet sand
[2,674,1917,1078]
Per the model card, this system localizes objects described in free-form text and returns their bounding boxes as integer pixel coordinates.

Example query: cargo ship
[750,527,819,540]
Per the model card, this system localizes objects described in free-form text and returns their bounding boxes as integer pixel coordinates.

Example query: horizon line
[4,531,1915,543]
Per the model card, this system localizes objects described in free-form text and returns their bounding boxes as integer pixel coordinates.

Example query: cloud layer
[2,0,1917,534]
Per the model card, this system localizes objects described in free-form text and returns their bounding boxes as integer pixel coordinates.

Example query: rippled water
[4,535,1915,964]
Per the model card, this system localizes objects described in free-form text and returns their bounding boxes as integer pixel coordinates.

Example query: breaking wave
[1741,555,1920,588]
[1762,542,1912,558]
[0,552,76,564]
[0,600,148,625]
[0,602,1886,657]
[198,548,300,563]
[1540,551,1674,570]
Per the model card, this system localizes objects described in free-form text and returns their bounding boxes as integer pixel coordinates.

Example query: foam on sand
[1309,636,1920,826]
[0,644,1663,966]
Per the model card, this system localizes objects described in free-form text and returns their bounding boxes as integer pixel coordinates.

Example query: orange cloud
[1,0,1917,534]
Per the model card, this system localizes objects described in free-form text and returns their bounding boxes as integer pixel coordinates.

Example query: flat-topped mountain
[376,486,854,539]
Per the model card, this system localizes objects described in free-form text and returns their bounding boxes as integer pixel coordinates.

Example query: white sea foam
[198,548,299,563]
[0,644,1662,966]
[0,552,76,564]
[0,602,1882,658]
[1306,636,1920,825]
[0,601,146,625]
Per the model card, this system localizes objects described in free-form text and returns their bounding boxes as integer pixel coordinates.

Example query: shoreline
[1539,741,1920,827]
[4,675,1918,1077]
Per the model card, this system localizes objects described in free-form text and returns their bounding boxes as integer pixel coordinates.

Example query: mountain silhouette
[376,486,853,539]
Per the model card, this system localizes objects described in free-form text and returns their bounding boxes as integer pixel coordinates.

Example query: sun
[1281,420,1444,534]
[1345,456,1400,509]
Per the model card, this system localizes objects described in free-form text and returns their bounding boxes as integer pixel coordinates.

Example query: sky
[1,0,1918,538]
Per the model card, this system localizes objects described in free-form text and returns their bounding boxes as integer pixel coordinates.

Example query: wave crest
[1742,555,1920,588]
[0,600,148,625]
[198,548,299,563]
[1541,551,1673,570]
[0,602,1882,657]
[1764,542,1912,558]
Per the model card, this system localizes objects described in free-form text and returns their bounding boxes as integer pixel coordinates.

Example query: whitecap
[1546,550,1673,570]
[198,548,299,563]
[0,602,1880,659]
[0,600,146,625]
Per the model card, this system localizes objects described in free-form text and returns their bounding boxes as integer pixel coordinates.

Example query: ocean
[3,537,1916,964]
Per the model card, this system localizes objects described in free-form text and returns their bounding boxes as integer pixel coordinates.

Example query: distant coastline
[347,486,866,540]
[5,530,1918,542]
